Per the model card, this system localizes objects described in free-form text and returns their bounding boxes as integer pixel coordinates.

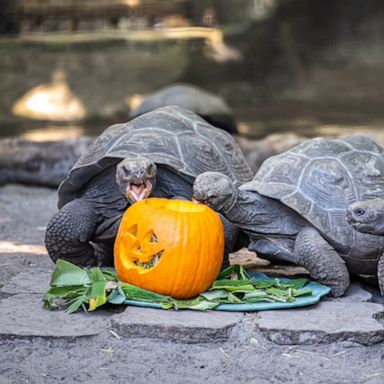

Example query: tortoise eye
[354,208,365,216]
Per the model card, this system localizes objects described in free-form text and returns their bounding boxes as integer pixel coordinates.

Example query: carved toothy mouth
[133,250,164,269]
[131,233,164,269]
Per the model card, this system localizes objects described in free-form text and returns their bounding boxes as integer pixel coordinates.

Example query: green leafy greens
[43,260,313,314]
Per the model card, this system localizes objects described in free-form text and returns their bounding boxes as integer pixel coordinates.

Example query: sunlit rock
[12,69,86,121]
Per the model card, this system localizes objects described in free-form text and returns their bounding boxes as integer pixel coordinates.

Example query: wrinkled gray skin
[45,106,253,268]
[193,135,384,298]
[347,199,384,295]
[347,199,384,235]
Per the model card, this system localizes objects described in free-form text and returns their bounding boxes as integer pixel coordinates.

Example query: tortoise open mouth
[126,180,152,203]
[133,250,164,269]
[192,195,209,206]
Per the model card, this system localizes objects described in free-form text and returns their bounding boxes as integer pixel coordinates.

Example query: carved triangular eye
[143,229,156,243]
[150,234,158,243]
[127,224,137,238]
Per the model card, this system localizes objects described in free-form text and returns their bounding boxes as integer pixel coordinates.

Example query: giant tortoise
[45,106,253,267]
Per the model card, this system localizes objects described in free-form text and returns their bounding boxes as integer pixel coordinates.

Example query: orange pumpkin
[114,198,224,299]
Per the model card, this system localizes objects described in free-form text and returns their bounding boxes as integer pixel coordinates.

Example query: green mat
[117,272,331,311]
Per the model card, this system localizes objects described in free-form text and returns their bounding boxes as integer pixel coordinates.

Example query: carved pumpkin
[114,198,224,298]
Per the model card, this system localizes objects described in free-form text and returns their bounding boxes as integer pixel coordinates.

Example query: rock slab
[255,301,384,345]
[324,282,373,303]
[0,294,110,339]
[111,306,244,343]
[1,268,53,295]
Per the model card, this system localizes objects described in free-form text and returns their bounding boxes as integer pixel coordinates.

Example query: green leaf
[171,297,202,309]
[217,265,250,280]
[184,300,219,311]
[242,291,269,300]
[238,265,250,280]
[199,289,229,301]
[292,288,313,297]
[250,280,278,288]
[213,279,252,287]
[87,267,107,311]
[120,282,171,303]
[43,285,88,310]
[160,302,174,310]
[167,297,219,311]
[101,268,119,282]
[212,280,255,292]
[246,297,277,303]
[266,287,291,297]
[50,259,91,287]
[266,294,289,303]
[283,278,309,290]
[66,294,87,314]
[217,265,238,279]
[227,292,243,303]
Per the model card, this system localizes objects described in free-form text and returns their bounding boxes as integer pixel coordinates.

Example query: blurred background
[0,0,384,141]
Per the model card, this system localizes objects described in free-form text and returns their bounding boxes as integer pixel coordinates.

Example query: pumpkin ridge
[191,212,208,297]
[172,210,188,297]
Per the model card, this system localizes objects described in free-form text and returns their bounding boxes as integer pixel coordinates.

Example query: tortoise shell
[243,135,384,262]
[59,106,252,206]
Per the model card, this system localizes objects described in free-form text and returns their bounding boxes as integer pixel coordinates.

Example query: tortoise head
[347,199,384,235]
[116,157,157,204]
[192,172,238,214]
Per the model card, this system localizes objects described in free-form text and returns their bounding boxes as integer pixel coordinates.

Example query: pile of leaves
[43,260,313,314]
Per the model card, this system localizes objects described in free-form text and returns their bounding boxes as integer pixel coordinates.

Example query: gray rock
[254,301,384,345]
[324,282,373,303]
[235,133,306,172]
[0,294,110,339]
[1,268,53,295]
[111,306,243,343]
[0,137,93,187]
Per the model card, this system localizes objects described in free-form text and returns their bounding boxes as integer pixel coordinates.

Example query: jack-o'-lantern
[114,198,224,298]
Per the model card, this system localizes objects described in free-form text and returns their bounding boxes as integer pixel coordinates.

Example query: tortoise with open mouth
[45,106,252,267]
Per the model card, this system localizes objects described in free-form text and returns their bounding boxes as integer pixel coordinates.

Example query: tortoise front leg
[45,199,99,266]
[93,241,115,267]
[378,254,384,296]
[294,227,350,297]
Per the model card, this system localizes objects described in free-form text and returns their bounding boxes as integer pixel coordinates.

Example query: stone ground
[0,184,384,384]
